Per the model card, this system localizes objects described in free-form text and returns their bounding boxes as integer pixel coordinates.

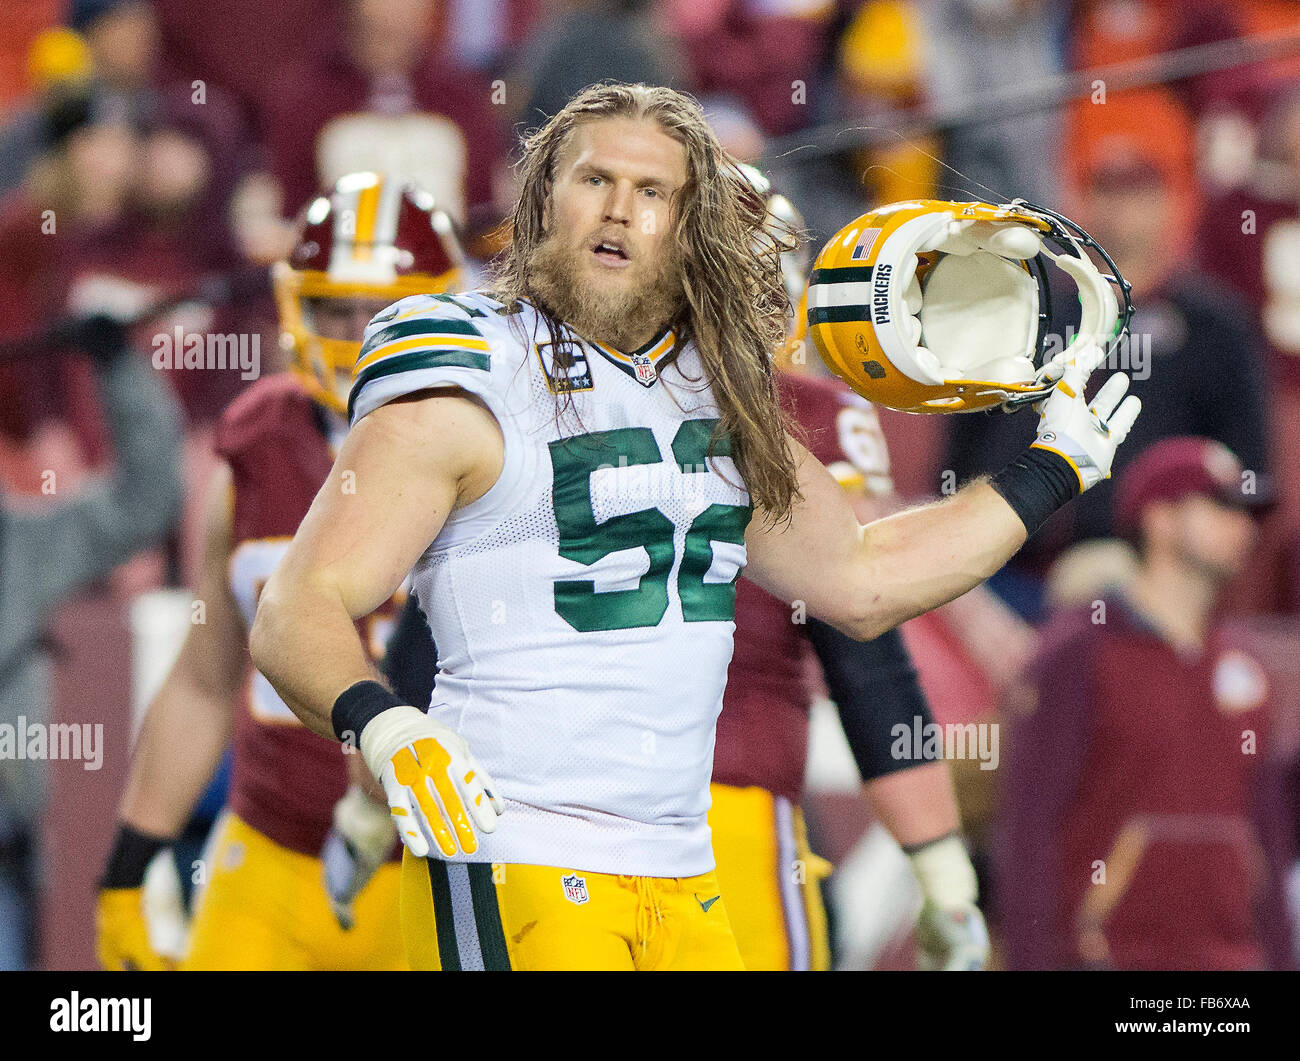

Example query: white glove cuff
[359,704,436,781]
[908,835,978,909]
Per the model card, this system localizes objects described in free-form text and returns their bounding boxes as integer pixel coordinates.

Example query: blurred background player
[993,436,1293,970]
[707,171,988,971]
[95,171,466,970]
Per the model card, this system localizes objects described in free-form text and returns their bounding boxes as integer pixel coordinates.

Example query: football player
[707,171,987,971]
[249,83,1140,971]
[95,172,466,970]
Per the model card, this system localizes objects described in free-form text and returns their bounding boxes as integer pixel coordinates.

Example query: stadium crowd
[2,0,1299,971]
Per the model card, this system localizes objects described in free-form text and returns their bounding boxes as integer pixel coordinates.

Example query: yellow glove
[96,888,174,971]
[360,705,504,858]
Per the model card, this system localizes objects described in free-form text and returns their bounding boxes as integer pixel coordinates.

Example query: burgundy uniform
[712,371,892,801]
[215,373,400,856]
[995,596,1294,970]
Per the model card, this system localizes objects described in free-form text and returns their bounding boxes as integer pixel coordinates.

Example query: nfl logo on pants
[562,873,590,905]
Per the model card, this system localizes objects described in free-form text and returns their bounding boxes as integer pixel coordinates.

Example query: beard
[527,229,685,351]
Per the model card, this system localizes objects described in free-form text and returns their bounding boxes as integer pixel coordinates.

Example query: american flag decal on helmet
[851,227,881,261]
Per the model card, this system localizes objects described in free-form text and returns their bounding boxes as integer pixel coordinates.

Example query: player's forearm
[864,761,962,849]
[249,575,377,741]
[848,481,1026,640]
[118,670,235,838]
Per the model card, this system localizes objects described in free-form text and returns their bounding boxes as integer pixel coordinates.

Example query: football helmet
[736,163,813,363]
[807,199,1133,413]
[273,171,466,414]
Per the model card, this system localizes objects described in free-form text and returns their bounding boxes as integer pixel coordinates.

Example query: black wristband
[331,679,404,744]
[989,446,1079,536]
[100,824,171,889]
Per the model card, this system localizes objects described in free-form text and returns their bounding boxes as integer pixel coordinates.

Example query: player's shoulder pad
[349,291,508,424]
[214,372,315,464]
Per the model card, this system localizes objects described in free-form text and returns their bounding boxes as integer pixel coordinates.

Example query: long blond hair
[488,82,801,519]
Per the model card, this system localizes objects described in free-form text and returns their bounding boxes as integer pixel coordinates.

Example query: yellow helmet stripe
[352,179,382,263]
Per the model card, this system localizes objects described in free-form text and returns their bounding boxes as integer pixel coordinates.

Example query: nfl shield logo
[562,873,590,905]
[632,352,656,386]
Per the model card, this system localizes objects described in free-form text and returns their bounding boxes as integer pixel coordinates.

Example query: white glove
[908,836,990,971]
[360,705,504,859]
[1030,343,1141,492]
[321,784,397,929]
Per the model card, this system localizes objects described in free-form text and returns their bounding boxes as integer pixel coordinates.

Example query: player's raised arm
[747,198,1141,639]
[745,347,1139,640]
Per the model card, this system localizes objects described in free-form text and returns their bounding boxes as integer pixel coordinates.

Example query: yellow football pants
[708,784,833,971]
[182,811,406,970]
[400,856,745,970]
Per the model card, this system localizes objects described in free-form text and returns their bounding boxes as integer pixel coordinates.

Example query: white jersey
[349,291,752,876]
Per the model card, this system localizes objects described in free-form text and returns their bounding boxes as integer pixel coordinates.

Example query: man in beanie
[992,436,1294,969]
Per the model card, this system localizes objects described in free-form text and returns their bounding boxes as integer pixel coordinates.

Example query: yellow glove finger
[392,741,459,857]
[414,737,479,856]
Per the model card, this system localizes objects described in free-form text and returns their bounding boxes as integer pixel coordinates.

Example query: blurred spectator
[150,0,337,126]
[4,107,258,438]
[438,0,544,74]
[944,90,1273,619]
[0,27,94,197]
[260,0,510,229]
[1069,0,1257,120]
[663,0,837,137]
[915,0,1067,204]
[777,0,940,259]
[1200,83,1300,612]
[511,0,684,129]
[0,322,182,968]
[70,0,250,258]
[993,436,1293,970]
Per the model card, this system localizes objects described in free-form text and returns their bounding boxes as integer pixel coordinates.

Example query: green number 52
[548,420,751,632]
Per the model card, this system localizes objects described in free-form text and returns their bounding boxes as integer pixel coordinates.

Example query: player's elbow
[830,596,899,643]
[248,578,290,683]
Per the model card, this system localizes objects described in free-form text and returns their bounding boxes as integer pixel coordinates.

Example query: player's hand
[321,784,397,929]
[915,899,990,971]
[96,888,175,971]
[907,834,989,971]
[1030,344,1141,492]
[360,705,505,858]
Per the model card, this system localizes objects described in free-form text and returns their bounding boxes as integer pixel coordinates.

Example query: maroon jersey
[713,372,892,801]
[215,374,401,856]
[995,597,1293,970]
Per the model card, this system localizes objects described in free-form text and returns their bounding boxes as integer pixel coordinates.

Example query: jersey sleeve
[347,292,497,425]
